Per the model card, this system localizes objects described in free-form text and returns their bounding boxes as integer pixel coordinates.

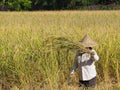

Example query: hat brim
[80,42,98,47]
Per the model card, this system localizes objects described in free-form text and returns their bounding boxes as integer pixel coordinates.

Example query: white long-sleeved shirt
[71,49,99,81]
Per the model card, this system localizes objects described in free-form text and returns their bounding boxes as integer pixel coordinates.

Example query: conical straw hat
[79,34,98,47]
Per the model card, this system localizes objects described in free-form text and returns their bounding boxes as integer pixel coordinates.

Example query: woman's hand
[70,72,74,78]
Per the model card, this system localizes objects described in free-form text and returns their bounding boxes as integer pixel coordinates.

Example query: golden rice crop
[0,11,120,90]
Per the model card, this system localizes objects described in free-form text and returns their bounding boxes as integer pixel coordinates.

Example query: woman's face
[85,47,92,53]
[86,47,90,50]
[85,47,92,50]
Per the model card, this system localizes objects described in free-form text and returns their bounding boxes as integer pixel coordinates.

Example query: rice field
[0,11,120,90]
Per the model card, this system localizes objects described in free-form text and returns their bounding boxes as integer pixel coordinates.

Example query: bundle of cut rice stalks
[44,36,86,52]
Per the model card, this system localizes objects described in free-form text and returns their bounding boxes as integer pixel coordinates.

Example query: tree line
[0,0,120,11]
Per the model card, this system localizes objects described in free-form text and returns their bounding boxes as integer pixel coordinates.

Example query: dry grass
[0,11,120,90]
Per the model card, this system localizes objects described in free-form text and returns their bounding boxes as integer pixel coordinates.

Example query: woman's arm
[71,51,79,74]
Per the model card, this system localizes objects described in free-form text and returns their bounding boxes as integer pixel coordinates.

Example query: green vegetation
[0,0,31,11]
[0,0,120,10]
[0,11,120,90]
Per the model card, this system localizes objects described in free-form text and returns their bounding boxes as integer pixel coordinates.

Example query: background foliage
[0,0,120,11]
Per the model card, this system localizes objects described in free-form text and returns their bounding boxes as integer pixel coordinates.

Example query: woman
[70,35,99,88]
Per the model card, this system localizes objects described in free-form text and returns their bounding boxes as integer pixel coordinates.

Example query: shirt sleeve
[71,51,79,74]
[91,50,99,61]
